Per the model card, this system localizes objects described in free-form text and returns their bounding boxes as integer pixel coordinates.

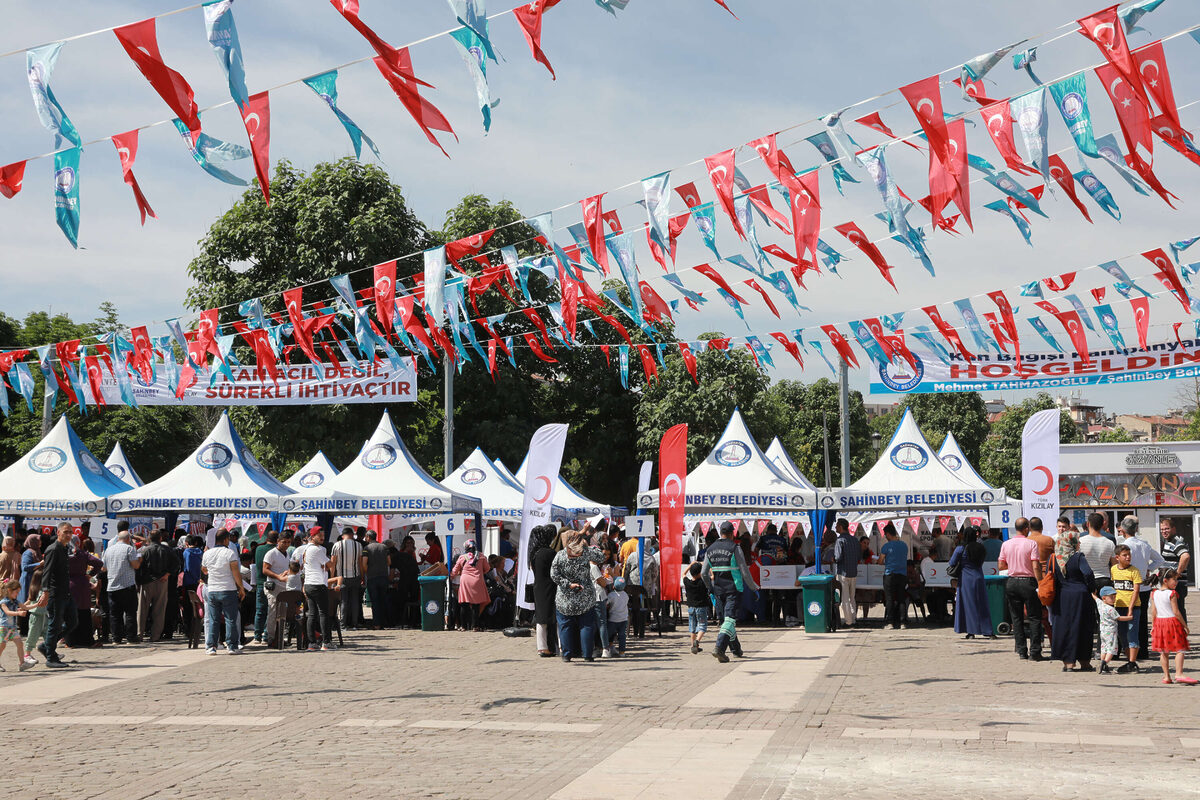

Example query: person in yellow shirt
[1110,544,1143,673]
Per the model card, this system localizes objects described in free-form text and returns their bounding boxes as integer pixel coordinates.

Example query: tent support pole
[838,360,850,487]
[443,356,454,478]
[41,389,51,436]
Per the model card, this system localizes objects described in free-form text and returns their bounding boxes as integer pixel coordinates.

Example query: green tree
[1097,426,1134,443]
[980,393,1081,496]
[769,378,872,486]
[871,393,990,465]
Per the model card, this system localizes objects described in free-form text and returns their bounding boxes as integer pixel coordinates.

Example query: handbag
[946,558,962,580]
[1037,559,1057,606]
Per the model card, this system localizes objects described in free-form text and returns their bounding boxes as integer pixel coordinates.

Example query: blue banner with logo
[53,146,81,248]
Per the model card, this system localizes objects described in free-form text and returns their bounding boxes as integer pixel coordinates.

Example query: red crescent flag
[581,193,609,275]
[240,91,272,203]
[113,19,201,133]
[674,182,703,210]
[787,170,821,269]
[523,333,557,363]
[241,329,282,383]
[0,161,25,199]
[1130,296,1150,348]
[942,118,972,230]
[1035,301,1093,365]
[83,356,107,408]
[953,76,1000,106]
[922,304,974,361]
[819,325,860,368]
[1133,41,1180,127]
[128,325,155,384]
[1143,248,1191,312]
[712,0,737,18]
[111,131,156,224]
[445,230,494,268]
[512,0,562,79]
[744,184,791,233]
[636,344,658,384]
[853,111,923,151]
[659,422,687,603]
[744,279,780,318]
[638,281,673,324]
[769,332,803,366]
[704,149,744,239]
[1077,6,1151,108]
[1042,273,1076,292]
[694,262,746,302]
[330,1,434,87]
[397,296,440,354]
[1127,153,1178,208]
[601,210,622,234]
[560,260,578,341]
[1174,322,1186,348]
[521,308,554,350]
[372,47,456,157]
[486,337,497,380]
[1047,154,1093,222]
[1095,63,1153,160]
[1091,287,1106,304]
[979,101,1040,176]
[678,342,698,384]
[705,337,731,351]
[373,261,397,334]
[1150,115,1200,168]
[593,309,632,346]
[898,75,949,161]
[834,222,897,291]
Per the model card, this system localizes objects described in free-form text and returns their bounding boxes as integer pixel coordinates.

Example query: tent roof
[936,432,995,492]
[636,408,815,512]
[764,438,819,491]
[0,416,131,517]
[823,408,1006,511]
[510,459,626,519]
[443,448,569,521]
[284,451,340,492]
[108,412,293,514]
[286,411,481,516]
[104,442,144,488]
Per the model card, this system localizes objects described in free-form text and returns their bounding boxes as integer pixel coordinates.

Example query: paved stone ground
[2,620,1197,799]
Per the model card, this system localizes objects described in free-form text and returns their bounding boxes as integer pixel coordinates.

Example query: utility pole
[41,390,52,437]
[838,360,851,487]
[443,355,454,477]
[821,411,832,490]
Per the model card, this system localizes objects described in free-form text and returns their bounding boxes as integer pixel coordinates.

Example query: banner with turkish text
[1022,409,1060,524]
[517,423,569,611]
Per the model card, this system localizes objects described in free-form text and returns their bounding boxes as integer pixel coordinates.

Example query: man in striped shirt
[331,529,367,631]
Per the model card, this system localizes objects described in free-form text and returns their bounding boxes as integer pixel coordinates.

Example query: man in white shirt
[201,530,245,655]
[302,527,334,651]
[261,531,294,646]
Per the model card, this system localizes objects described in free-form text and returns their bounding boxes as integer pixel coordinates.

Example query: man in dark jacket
[40,523,77,667]
[701,521,759,663]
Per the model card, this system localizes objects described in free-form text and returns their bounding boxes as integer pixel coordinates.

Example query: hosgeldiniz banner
[869,338,1200,395]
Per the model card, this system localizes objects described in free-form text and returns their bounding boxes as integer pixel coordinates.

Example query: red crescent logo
[1032,465,1054,495]
[533,476,553,504]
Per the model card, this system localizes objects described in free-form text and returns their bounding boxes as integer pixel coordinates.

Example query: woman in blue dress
[949,526,993,637]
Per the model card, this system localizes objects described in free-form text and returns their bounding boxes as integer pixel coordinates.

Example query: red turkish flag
[922,304,974,361]
[1078,6,1151,108]
[638,282,672,324]
[819,325,860,368]
[581,193,609,275]
[704,149,744,239]
[768,332,803,367]
[705,338,731,351]
[331,1,434,86]
[658,422,687,602]
[242,329,281,383]
[979,101,1040,175]
[694,262,746,303]
[748,133,800,185]
[373,47,456,157]
[1036,302,1093,366]
[678,342,698,384]
[1133,41,1180,127]
[111,131,156,224]
[898,75,949,161]
[523,333,556,363]
[113,19,201,133]
[128,325,155,384]
[560,261,578,341]
[373,261,397,334]
[1143,248,1191,312]
[674,181,703,210]
[520,308,554,350]
[1150,114,1200,168]
[744,184,791,233]
[636,344,658,384]
[1096,63,1153,161]
[1,161,27,199]
[744,279,780,318]
[953,76,1000,106]
[712,0,737,17]
[445,229,494,268]
[512,0,562,79]
[834,222,896,291]
[83,356,107,408]
[1130,297,1151,348]
[397,296,440,355]
[854,112,923,151]
[282,288,323,365]
[1047,154,1092,222]
[786,170,821,269]
[239,91,272,203]
[883,328,919,372]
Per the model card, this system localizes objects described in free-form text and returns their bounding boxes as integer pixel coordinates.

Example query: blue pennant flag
[601,289,639,325]
[353,306,381,360]
[954,298,1002,354]
[661,274,708,307]
[203,0,249,110]
[1099,261,1154,298]
[596,0,632,16]
[984,199,1033,246]
[961,45,1018,83]
[1064,294,1096,331]
[458,318,488,363]
[805,132,857,194]
[982,170,1047,217]
[1020,281,1044,298]
[1013,47,1040,85]
[581,320,596,339]
[1027,317,1064,353]
[450,26,499,132]
[447,0,499,62]
[1093,134,1150,197]
[154,336,179,394]
[618,345,629,388]
[172,118,251,185]
[1094,304,1128,350]
[10,362,36,414]
[881,313,904,331]
[858,145,930,274]
[822,110,861,165]
[1120,0,1167,34]
[765,271,805,312]
[515,261,535,305]
[734,195,772,275]
[54,146,81,248]
[689,202,722,261]
[715,288,749,329]
[605,232,643,322]
[109,352,139,409]
[566,224,601,271]
[816,239,845,271]
[1073,167,1121,221]
[642,171,672,256]
[725,254,761,278]
[0,378,9,417]
[303,71,381,161]
[26,43,81,148]
[848,321,890,369]
[503,337,516,369]
[1009,88,1049,179]
[809,340,837,374]
[746,335,775,368]
[910,325,952,364]
[238,297,266,329]
[1048,73,1098,158]
[35,346,58,409]
[1171,238,1199,264]
[329,274,357,309]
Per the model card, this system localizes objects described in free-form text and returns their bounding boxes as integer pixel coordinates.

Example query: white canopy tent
[512,459,625,519]
[285,411,481,516]
[765,438,820,494]
[104,442,144,487]
[444,447,570,522]
[107,412,293,515]
[0,416,131,518]
[285,451,340,492]
[636,408,816,514]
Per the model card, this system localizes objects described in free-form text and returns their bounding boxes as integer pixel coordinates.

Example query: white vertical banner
[1022,408,1060,524]
[516,423,569,611]
[637,460,653,495]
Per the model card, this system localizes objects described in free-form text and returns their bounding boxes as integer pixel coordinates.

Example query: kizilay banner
[85,360,417,405]
[1022,409,1060,523]
[516,423,568,612]
[870,338,1200,395]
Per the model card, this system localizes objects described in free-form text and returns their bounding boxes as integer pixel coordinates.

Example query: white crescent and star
[915,97,936,119]
[1092,22,1116,50]
[663,472,683,504]
[244,113,262,139]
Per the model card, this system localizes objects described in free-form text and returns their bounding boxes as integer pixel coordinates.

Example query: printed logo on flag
[714,440,752,467]
[877,353,924,392]
[1060,92,1084,121]
[196,443,233,470]
[362,444,397,470]
[461,468,486,485]
[79,450,107,476]
[941,454,963,471]
[54,165,75,195]
[297,471,325,489]
[890,443,928,471]
[28,447,67,473]
[109,464,127,479]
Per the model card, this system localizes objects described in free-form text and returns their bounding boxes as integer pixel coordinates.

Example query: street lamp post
[872,432,882,462]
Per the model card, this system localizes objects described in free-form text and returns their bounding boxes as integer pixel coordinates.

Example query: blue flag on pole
[203,0,249,110]
[53,146,81,248]
[805,131,857,194]
[26,43,81,147]
[450,26,499,132]
[1048,73,1098,158]
[303,71,382,161]
[606,232,643,322]
[618,345,629,388]
[447,0,499,62]
[689,202,722,261]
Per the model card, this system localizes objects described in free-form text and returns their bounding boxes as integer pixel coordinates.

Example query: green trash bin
[797,574,835,633]
[418,576,447,631]
[984,575,1010,636]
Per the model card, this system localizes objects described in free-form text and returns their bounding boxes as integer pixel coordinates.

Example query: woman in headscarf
[532,525,560,657]
[68,535,103,647]
[1050,531,1097,671]
[949,526,993,638]
[450,539,491,631]
[19,533,42,604]
[550,526,604,662]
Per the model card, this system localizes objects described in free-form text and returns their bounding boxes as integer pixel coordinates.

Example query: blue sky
[1,0,1199,415]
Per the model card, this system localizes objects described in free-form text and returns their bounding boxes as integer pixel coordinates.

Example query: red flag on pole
[581,194,609,275]
[834,221,897,290]
[658,423,687,603]
[512,0,562,79]
[0,161,25,199]
[240,91,272,203]
[704,149,744,239]
[1130,296,1150,348]
[373,261,397,334]
[819,325,860,368]
[979,100,1039,175]
[111,131,156,224]
[1077,5,1151,108]
[113,19,202,133]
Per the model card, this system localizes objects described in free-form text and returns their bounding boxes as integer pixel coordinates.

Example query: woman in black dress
[1050,532,1098,671]
[532,525,560,657]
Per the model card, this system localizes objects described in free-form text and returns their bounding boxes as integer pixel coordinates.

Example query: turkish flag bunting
[593,308,632,346]
[953,76,1000,106]
[1043,273,1077,292]
[486,338,497,380]
[242,329,282,383]
[601,210,623,234]
[0,161,27,199]
[678,342,698,384]
[445,230,495,268]
[373,261,397,334]
[704,149,744,239]
[636,344,658,383]
[834,222,896,291]
[744,184,791,233]
[898,75,950,161]
[1133,41,1180,127]
[111,131,156,224]
[658,422,687,602]
[854,111,923,151]
[128,325,155,384]
[712,0,737,18]
[240,91,272,203]
[560,261,578,341]
[1128,152,1178,208]
[979,101,1039,175]
[1149,114,1200,167]
[372,47,456,157]
[694,262,747,302]
[512,0,562,79]
[939,118,972,230]
[819,325,860,368]
[639,281,673,324]
[397,296,440,354]
[1143,248,1191,312]
[1035,301,1093,365]
[744,279,780,318]
[282,289,323,365]
[521,308,554,350]
[674,181,703,210]
[113,19,201,133]
[523,332,557,363]
[581,193,609,275]
[705,337,731,351]
[331,1,433,86]
[768,332,803,367]
[84,356,107,408]
[1077,6,1152,108]
[1095,62,1153,160]
[1130,296,1150,348]
[922,304,974,361]
[786,170,821,269]
[1047,154,1093,222]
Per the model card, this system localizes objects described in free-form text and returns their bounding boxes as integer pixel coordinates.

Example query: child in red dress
[1149,569,1195,685]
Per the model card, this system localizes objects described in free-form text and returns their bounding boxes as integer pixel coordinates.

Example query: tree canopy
[980,393,1081,496]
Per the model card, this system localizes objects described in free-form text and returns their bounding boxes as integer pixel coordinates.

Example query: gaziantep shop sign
[87,360,417,405]
[870,339,1200,395]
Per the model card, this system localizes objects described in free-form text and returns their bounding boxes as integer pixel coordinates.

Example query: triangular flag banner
[203,0,249,109]
[53,146,81,248]
[240,91,272,203]
[303,70,382,161]
[114,18,202,132]
[111,130,156,224]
